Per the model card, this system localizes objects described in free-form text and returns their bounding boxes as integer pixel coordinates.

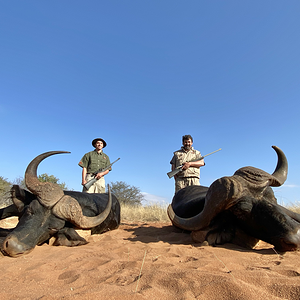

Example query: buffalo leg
[52,227,88,247]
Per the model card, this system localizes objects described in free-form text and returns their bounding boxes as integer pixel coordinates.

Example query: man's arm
[182,160,205,170]
[95,169,109,179]
[82,167,87,186]
[171,164,178,180]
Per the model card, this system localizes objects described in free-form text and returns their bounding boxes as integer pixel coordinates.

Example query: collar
[181,146,194,153]
[94,149,103,154]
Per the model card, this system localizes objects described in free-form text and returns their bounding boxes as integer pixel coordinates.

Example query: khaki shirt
[78,150,111,174]
[170,147,202,178]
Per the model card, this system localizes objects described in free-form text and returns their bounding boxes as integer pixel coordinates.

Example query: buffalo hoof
[232,228,260,249]
[191,230,208,244]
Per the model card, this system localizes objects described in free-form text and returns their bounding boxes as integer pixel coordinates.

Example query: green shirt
[78,150,111,173]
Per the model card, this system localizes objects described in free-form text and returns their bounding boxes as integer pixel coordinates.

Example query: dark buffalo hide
[0,151,120,257]
[168,146,300,252]
[0,187,120,257]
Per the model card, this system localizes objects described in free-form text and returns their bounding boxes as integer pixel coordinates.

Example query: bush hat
[92,138,107,148]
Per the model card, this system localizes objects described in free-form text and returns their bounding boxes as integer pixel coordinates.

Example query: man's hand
[95,172,105,179]
[182,162,191,170]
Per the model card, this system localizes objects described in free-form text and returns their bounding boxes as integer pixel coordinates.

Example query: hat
[92,138,107,148]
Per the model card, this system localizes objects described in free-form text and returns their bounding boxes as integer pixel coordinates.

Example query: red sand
[0,218,300,299]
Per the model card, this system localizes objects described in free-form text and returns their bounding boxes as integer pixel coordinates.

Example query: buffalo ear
[11,185,25,212]
[10,185,35,212]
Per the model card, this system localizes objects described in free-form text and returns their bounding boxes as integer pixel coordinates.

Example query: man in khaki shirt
[170,135,205,194]
[78,138,111,193]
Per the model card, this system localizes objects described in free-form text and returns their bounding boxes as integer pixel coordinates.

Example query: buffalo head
[168,146,300,252]
[1,151,118,257]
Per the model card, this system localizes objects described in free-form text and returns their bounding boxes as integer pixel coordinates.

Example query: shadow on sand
[121,222,282,256]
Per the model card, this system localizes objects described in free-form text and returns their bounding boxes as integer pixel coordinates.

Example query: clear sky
[1,1,299,206]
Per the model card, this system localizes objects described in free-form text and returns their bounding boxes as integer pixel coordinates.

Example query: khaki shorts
[175,177,200,194]
[83,173,106,193]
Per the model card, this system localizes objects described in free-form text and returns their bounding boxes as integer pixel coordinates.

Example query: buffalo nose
[290,228,300,246]
[3,235,29,257]
[281,228,300,251]
[295,229,300,246]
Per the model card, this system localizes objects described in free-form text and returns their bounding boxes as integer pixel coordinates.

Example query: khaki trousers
[175,177,200,194]
[83,173,106,193]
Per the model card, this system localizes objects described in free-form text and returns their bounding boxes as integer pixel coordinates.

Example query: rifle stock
[84,177,97,190]
[167,168,183,179]
[167,148,221,179]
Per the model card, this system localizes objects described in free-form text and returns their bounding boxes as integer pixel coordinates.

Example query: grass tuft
[120,202,300,224]
[121,203,170,223]
[286,203,300,214]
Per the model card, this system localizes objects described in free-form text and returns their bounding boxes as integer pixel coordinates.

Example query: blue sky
[1,1,299,206]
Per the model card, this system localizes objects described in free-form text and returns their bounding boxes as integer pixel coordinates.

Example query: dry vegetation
[286,203,300,214]
[120,203,170,223]
[120,202,300,224]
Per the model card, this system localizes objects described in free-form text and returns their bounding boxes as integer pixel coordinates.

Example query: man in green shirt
[78,138,111,193]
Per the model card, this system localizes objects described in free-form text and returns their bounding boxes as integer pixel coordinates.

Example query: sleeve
[170,153,176,165]
[78,153,89,168]
[195,150,202,160]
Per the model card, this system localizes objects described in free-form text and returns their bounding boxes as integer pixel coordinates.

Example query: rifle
[167,148,221,179]
[84,158,120,190]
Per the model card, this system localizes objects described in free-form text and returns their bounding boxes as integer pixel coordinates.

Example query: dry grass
[121,203,170,223]
[120,202,300,224]
[286,203,300,214]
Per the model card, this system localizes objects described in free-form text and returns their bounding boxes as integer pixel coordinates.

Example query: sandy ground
[0,218,300,300]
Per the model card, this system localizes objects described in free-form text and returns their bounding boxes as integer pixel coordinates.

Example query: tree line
[0,176,144,208]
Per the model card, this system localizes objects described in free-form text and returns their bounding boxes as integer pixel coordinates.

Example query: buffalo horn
[52,185,112,229]
[269,145,288,187]
[168,176,243,231]
[25,151,70,207]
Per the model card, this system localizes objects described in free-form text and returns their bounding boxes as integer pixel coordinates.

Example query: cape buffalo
[0,151,120,257]
[168,146,300,252]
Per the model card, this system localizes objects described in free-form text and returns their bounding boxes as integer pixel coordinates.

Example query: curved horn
[25,151,70,207]
[270,145,288,187]
[52,185,112,229]
[168,177,243,231]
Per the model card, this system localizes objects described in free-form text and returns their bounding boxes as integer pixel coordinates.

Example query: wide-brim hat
[92,138,107,148]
